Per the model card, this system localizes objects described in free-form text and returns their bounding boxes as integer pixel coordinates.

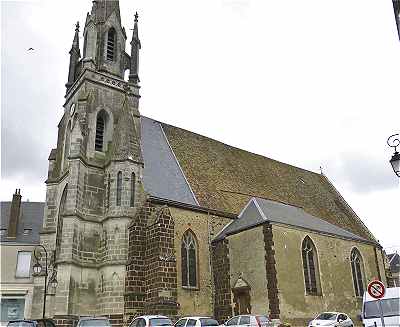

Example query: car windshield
[8,322,35,327]
[80,320,111,327]
[200,319,219,327]
[316,313,337,320]
[149,318,173,326]
[364,298,400,318]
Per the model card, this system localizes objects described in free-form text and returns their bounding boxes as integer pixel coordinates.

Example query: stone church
[32,1,387,326]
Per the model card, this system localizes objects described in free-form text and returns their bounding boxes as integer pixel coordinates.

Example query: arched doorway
[232,276,251,315]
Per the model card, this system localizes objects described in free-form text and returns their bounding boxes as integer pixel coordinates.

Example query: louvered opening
[106,28,116,61]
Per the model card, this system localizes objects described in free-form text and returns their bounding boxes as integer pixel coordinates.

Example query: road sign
[367,280,385,299]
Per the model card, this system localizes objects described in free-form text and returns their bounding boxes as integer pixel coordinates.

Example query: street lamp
[32,245,58,318]
[387,134,400,177]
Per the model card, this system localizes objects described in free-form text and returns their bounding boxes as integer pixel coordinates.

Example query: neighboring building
[0,190,44,325]
[387,253,400,287]
[393,0,400,40]
[31,1,387,327]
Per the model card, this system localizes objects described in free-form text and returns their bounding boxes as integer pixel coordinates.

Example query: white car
[222,315,272,327]
[308,312,353,327]
[129,315,173,327]
[174,317,219,327]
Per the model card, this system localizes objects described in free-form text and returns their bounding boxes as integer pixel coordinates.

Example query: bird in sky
[27,47,34,51]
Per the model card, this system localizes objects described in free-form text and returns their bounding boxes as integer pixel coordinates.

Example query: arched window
[116,172,122,206]
[350,248,365,297]
[181,230,197,288]
[130,172,135,207]
[107,174,111,209]
[56,185,68,258]
[106,28,116,61]
[62,121,71,171]
[95,112,105,151]
[302,236,321,295]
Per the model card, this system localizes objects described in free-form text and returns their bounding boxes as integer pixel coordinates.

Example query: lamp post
[32,245,58,318]
[387,134,400,177]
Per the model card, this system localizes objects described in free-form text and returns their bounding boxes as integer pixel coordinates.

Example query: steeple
[91,0,121,24]
[66,22,81,89]
[393,0,400,41]
[129,12,141,85]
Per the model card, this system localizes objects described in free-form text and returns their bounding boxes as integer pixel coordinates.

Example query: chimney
[7,189,22,238]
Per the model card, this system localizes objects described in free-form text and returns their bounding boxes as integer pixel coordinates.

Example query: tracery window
[350,248,365,297]
[56,185,68,258]
[106,28,116,61]
[130,172,135,207]
[302,236,321,295]
[181,230,197,288]
[116,172,122,206]
[95,113,105,151]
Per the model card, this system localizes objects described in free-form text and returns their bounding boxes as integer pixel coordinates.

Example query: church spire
[66,22,81,90]
[129,12,141,85]
[91,0,121,24]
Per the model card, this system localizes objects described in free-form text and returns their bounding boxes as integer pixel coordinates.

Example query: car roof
[178,317,214,320]
[78,317,110,321]
[135,316,170,319]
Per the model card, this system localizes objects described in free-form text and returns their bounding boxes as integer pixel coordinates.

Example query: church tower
[33,1,145,323]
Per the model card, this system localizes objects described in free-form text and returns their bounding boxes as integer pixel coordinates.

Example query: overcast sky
[1,0,399,253]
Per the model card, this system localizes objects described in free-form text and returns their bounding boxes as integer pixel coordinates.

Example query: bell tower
[33,1,145,324]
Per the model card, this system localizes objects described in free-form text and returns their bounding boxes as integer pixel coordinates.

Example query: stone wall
[272,224,384,326]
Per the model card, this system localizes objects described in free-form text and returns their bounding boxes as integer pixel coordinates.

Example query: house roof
[213,197,371,243]
[388,253,400,273]
[0,202,44,244]
[145,119,376,242]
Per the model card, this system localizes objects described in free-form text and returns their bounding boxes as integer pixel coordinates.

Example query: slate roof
[157,121,375,241]
[141,117,198,206]
[0,202,44,244]
[388,253,400,273]
[214,197,371,243]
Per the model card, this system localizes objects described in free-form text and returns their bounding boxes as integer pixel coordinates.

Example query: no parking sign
[367,280,385,299]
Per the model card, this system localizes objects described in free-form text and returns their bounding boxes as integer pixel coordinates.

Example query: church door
[232,276,252,315]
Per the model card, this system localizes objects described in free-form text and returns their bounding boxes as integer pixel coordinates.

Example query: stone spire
[393,0,400,41]
[66,22,81,90]
[111,95,143,163]
[129,12,141,85]
[91,0,121,24]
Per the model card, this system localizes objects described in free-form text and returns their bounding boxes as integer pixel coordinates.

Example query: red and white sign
[367,280,385,299]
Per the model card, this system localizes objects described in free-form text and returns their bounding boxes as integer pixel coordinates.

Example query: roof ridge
[143,115,321,178]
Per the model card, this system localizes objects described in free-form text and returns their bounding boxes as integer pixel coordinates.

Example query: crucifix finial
[134,11,139,23]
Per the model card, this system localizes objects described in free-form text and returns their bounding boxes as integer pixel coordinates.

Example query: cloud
[325,152,399,194]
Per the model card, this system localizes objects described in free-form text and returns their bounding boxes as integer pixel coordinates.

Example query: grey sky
[1,0,399,252]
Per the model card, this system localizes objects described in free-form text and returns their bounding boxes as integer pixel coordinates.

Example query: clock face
[70,103,76,116]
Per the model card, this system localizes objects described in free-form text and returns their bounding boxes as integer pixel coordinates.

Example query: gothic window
[56,185,68,258]
[350,248,365,297]
[62,121,71,171]
[95,112,105,151]
[107,174,111,209]
[181,230,197,288]
[130,172,135,207]
[83,32,88,58]
[106,28,116,61]
[116,172,122,206]
[302,236,321,295]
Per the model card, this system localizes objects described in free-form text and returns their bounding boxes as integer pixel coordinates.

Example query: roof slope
[0,202,44,244]
[161,122,375,241]
[214,197,370,243]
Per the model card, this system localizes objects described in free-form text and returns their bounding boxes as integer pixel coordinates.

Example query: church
[31,1,387,327]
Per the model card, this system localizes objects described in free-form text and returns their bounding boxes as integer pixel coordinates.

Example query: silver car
[76,317,111,327]
[129,315,173,327]
[222,315,271,327]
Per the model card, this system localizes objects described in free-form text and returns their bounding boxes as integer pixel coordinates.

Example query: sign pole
[377,299,385,327]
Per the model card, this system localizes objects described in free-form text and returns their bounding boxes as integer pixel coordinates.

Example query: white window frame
[15,251,32,278]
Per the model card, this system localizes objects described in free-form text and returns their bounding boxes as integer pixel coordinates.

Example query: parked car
[308,312,353,327]
[76,317,111,327]
[7,319,57,327]
[129,315,173,327]
[174,317,219,327]
[221,315,271,327]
